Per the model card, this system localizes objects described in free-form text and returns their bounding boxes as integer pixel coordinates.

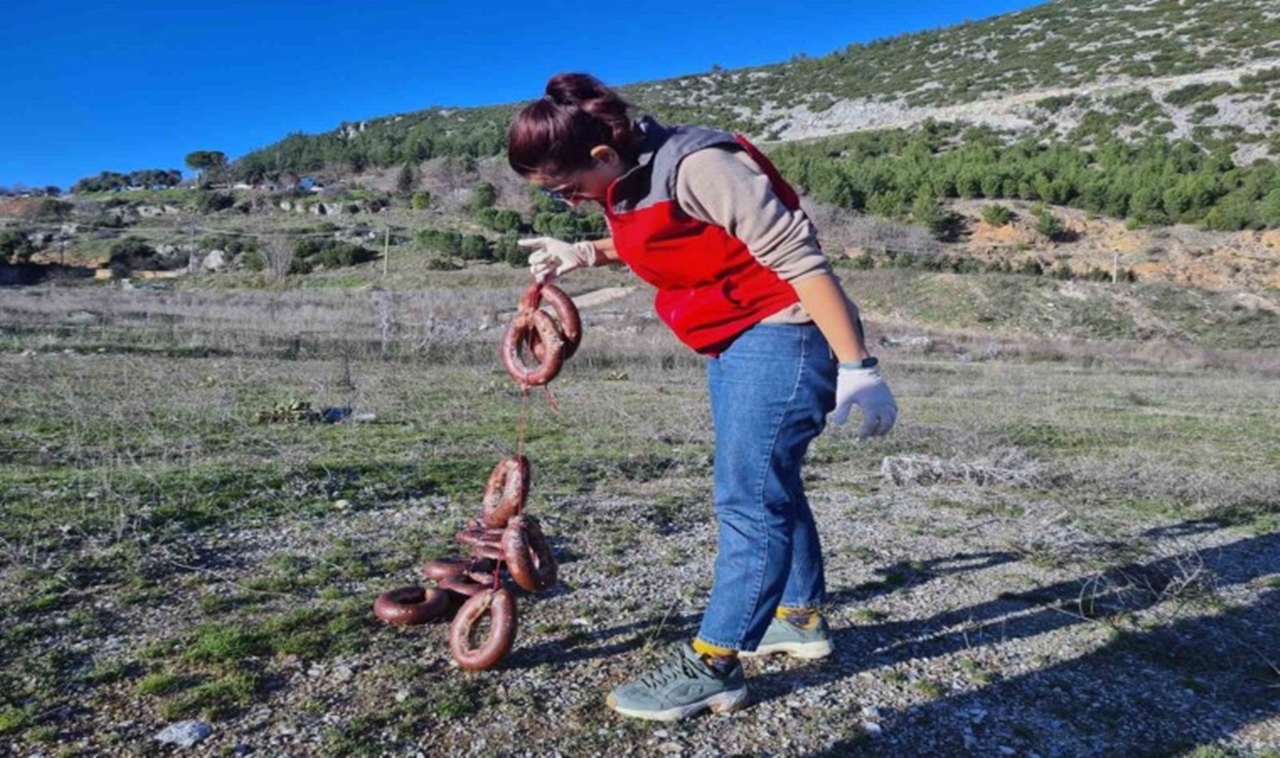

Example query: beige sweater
[673,146,831,324]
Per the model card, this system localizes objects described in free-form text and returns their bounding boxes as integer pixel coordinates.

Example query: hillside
[234,0,1280,173]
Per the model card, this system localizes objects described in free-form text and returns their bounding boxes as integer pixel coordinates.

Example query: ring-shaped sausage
[457,523,506,547]
[538,284,581,361]
[481,455,530,529]
[501,515,559,593]
[468,541,504,561]
[439,575,488,597]
[373,585,452,626]
[448,588,518,671]
[501,309,565,387]
[422,556,472,582]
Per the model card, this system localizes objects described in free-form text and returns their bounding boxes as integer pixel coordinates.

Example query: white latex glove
[832,363,898,439]
[518,237,597,282]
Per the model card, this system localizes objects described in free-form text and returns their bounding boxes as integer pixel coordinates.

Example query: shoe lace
[636,647,707,688]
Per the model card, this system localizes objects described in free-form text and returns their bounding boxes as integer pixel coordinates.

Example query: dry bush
[261,234,295,281]
[881,449,1047,488]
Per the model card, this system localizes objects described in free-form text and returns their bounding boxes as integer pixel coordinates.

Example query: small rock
[154,720,213,747]
[999,747,1016,756]
[653,729,669,739]
[862,721,883,738]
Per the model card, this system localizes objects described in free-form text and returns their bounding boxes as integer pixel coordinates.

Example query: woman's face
[534,145,625,208]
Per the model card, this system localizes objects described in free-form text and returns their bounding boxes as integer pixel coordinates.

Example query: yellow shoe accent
[692,638,737,659]
[776,606,819,630]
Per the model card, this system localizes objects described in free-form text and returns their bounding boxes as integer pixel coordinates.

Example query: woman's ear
[590,145,618,165]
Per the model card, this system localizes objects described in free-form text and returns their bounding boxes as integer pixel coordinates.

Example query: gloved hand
[832,362,898,439]
[518,237,597,282]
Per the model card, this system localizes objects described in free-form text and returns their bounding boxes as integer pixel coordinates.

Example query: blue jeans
[696,322,837,652]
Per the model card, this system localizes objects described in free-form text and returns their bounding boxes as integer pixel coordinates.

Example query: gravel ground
[13,463,1275,757]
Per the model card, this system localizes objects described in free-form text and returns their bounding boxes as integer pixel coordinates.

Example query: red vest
[605,121,805,355]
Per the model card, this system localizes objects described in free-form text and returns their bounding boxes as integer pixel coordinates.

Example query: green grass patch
[137,671,186,696]
[161,671,261,719]
[186,623,270,665]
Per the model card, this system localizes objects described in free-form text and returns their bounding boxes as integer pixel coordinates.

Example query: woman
[507,73,897,722]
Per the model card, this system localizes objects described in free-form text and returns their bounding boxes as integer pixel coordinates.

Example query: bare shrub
[262,234,296,281]
[881,449,1047,488]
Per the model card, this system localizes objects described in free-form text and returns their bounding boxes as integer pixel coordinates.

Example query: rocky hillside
[235,0,1280,176]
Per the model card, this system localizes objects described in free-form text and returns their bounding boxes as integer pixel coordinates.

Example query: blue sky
[3,0,1043,190]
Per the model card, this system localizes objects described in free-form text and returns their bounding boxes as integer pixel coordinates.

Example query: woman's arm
[791,274,871,364]
[586,237,621,264]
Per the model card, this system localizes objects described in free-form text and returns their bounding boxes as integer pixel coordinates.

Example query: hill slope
[236,0,1280,176]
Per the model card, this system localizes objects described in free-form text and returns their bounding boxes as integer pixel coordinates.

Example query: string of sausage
[373,279,578,671]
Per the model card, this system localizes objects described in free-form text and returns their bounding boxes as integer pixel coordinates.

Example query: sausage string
[372,279,580,671]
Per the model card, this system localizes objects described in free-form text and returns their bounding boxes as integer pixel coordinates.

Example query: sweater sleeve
[673,146,831,284]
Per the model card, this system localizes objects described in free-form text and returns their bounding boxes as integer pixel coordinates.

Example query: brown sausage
[501,309,566,387]
[539,283,582,361]
[468,541,504,561]
[422,556,471,582]
[480,455,530,529]
[456,523,506,547]
[501,515,558,593]
[373,585,452,626]
[517,281,543,312]
[439,575,488,597]
[448,588,518,671]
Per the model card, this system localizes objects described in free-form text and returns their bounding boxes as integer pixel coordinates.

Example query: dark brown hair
[507,73,643,178]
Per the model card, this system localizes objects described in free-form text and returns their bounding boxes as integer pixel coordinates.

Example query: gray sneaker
[605,642,749,721]
[740,615,833,660]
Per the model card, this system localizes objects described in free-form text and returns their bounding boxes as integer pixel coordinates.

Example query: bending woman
[507,72,898,722]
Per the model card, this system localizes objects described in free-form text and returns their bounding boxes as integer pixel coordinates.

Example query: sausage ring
[481,455,530,529]
[422,556,472,582]
[537,284,582,361]
[448,588,518,671]
[373,585,452,626]
[468,541,504,561]
[439,575,488,597]
[456,522,506,547]
[501,515,558,593]
[501,308,566,387]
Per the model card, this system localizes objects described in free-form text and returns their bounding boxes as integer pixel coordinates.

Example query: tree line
[769,121,1280,232]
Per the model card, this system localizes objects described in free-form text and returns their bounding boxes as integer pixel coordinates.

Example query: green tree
[0,230,35,264]
[911,188,950,239]
[395,163,417,196]
[1034,209,1065,240]
[459,235,493,261]
[184,150,228,183]
[981,204,1013,226]
[471,181,498,210]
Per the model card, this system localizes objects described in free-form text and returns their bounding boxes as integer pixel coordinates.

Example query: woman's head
[507,73,642,205]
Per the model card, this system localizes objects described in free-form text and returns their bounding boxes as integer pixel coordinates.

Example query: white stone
[154,720,213,747]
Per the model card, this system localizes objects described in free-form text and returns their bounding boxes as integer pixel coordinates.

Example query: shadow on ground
[790,525,1278,756]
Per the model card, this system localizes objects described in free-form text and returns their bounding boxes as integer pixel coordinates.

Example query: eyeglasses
[542,177,588,204]
[540,163,595,204]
